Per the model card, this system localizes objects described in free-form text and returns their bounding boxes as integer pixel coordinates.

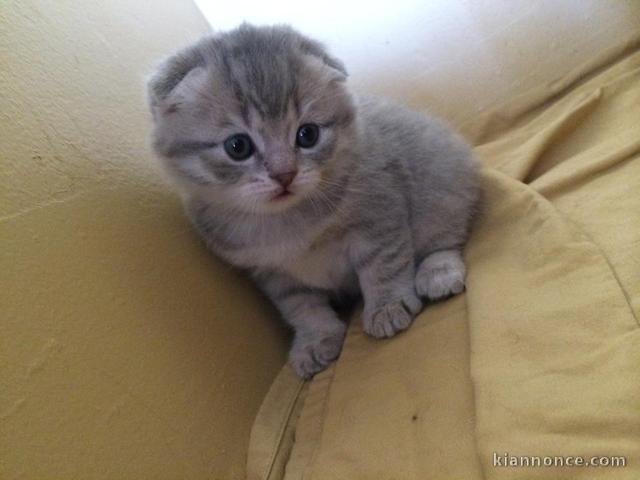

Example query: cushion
[247,36,640,480]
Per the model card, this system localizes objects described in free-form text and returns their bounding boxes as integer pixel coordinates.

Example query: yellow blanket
[248,38,640,480]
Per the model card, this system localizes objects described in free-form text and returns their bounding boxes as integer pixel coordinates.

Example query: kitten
[147,24,480,379]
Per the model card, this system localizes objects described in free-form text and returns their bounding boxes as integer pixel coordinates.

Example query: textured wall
[0,1,288,478]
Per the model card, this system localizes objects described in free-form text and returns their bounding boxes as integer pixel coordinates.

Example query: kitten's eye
[223,134,254,161]
[296,124,320,149]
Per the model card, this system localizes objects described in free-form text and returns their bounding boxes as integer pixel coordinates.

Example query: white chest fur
[280,240,355,290]
[222,227,355,290]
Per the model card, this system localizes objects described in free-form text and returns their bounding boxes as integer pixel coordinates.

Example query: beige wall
[1,1,288,478]
[196,0,640,141]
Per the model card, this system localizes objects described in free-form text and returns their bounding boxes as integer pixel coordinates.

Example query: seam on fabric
[301,361,339,479]
[464,288,489,480]
[261,377,306,480]
[554,210,640,329]
[487,168,639,328]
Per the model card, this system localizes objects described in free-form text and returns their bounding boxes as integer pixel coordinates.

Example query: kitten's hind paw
[289,329,345,379]
[415,249,466,301]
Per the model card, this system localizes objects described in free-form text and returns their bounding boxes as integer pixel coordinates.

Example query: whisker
[312,188,338,215]
[318,177,365,195]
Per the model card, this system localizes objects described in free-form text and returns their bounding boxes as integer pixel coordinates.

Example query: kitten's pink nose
[270,170,297,188]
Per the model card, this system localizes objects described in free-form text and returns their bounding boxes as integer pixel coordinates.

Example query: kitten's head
[147,24,356,214]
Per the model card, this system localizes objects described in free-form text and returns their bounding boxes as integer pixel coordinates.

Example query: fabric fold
[247,37,640,480]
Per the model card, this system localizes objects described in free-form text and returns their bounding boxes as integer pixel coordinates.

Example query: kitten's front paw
[289,329,345,379]
[415,250,466,301]
[363,296,421,339]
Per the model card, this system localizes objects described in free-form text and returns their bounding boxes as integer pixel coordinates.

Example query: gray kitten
[147,24,480,379]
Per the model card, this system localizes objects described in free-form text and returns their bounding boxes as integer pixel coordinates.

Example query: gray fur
[147,24,481,379]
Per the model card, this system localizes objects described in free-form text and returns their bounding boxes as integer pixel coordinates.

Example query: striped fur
[148,24,481,378]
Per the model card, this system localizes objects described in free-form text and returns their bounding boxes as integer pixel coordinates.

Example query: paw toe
[364,301,414,339]
[289,332,344,379]
[416,260,466,301]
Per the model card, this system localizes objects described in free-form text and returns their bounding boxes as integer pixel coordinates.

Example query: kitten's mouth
[271,189,293,201]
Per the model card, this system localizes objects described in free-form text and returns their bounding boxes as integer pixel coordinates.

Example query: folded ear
[146,42,207,115]
[298,36,348,81]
